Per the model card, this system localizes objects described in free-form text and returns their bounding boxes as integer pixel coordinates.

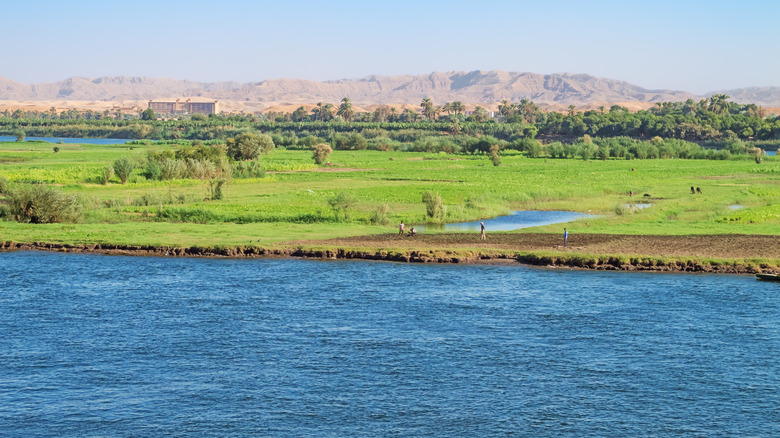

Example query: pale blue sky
[3,0,778,93]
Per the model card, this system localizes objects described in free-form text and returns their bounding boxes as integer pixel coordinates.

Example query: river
[1,252,778,436]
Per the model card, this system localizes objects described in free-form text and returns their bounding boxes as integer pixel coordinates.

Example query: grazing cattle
[696,187,702,194]
[691,186,695,194]
[643,193,651,197]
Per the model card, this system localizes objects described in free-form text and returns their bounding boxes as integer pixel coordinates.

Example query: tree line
[2,95,779,145]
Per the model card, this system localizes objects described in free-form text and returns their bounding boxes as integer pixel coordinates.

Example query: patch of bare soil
[294,233,780,259]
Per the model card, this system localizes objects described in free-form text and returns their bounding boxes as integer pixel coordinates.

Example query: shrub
[144,160,162,181]
[226,132,274,161]
[113,158,135,184]
[327,191,354,220]
[231,160,265,178]
[490,144,502,166]
[422,191,446,222]
[53,146,60,153]
[2,183,82,223]
[160,158,187,180]
[370,203,390,225]
[100,165,114,184]
[312,143,333,164]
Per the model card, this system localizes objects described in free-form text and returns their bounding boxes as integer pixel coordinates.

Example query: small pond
[624,203,652,210]
[414,210,598,232]
[0,136,134,145]
[727,204,744,210]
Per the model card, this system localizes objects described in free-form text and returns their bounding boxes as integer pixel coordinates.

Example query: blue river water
[0,136,133,144]
[1,251,778,436]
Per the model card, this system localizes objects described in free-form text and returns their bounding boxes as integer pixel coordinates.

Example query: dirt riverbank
[2,233,778,274]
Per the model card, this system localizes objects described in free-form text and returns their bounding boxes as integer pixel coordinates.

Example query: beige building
[148,99,219,115]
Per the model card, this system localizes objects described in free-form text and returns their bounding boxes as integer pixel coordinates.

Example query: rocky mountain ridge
[0,71,777,108]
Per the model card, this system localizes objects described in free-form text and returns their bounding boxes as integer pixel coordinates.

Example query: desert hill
[0,71,778,112]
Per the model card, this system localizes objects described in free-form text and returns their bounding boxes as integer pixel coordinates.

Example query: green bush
[113,158,136,184]
[1,183,82,223]
[312,143,333,164]
[100,165,114,184]
[422,191,446,222]
[370,203,390,225]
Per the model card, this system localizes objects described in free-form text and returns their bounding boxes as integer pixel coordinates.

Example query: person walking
[398,221,405,236]
[480,222,486,240]
[563,227,568,247]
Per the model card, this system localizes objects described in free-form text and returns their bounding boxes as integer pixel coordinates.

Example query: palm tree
[567,105,577,116]
[420,98,434,121]
[337,97,355,122]
[498,100,515,120]
[452,101,465,116]
[708,94,730,115]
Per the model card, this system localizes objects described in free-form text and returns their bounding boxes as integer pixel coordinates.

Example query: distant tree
[422,191,445,221]
[15,130,25,142]
[400,108,420,122]
[420,98,435,121]
[337,97,355,122]
[470,106,490,122]
[327,191,354,220]
[113,158,135,184]
[311,102,334,121]
[291,106,308,122]
[141,108,156,120]
[100,165,114,184]
[452,101,465,115]
[490,144,501,166]
[498,100,516,120]
[226,132,274,161]
[312,143,333,164]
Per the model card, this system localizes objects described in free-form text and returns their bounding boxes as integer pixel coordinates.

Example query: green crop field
[1,139,778,249]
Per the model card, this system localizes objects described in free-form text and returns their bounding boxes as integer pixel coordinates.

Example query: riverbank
[3,233,778,274]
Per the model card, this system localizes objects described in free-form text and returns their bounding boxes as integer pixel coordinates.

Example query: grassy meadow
[1,139,778,250]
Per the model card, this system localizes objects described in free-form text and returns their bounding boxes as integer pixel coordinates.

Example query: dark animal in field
[696,187,702,194]
[691,186,695,194]
[643,193,651,197]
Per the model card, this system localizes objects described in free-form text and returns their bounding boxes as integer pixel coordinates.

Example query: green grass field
[1,140,778,248]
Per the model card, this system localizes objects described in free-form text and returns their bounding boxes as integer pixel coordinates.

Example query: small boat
[756,273,780,282]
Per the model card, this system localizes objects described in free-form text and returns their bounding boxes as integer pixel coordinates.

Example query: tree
[226,132,274,161]
[311,102,334,121]
[337,97,355,122]
[141,108,156,120]
[470,106,490,122]
[420,98,435,121]
[490,144,501,166]
[422,191,445,222]
[327,191,354,220]
[312,143,333,164]
[113,158,135,184]
[15,130,25,142]
[400,108,419,122]
[452,101,465,116]
[708,94,731,115]
[291,106,308,122]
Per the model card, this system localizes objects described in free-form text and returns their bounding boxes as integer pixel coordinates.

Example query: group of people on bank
[397,221,569,247]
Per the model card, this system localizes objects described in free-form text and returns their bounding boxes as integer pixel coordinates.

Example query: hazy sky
[3,0,778,93]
